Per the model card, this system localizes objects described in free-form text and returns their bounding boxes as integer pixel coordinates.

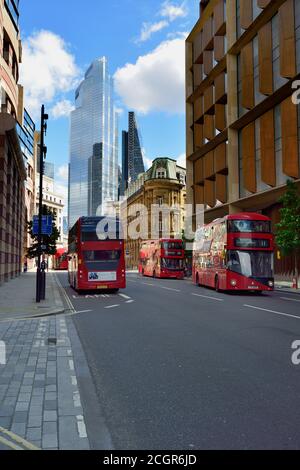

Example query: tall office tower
[121,112,145,193]
[68,57,118,228]
[128,112,145,183]
[121,130,128,195]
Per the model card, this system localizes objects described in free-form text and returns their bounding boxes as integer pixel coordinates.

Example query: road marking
[192,293,224,302]
[76,415,88,439]
[159,286,181,292]
[55,274,76,313]
[74,310,92,314]
[0,434,23,450]
[0,426,40,450]
[280,297,300,303]
[126,300,134,304]
[119,293,131,300]
[69,359,75,371]
[105,304,120,309]
[244,304,300,320]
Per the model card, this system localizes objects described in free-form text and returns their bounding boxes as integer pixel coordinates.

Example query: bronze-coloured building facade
[186,0,300,278]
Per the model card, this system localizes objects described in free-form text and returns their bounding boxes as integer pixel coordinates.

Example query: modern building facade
[121,112,145,194]
[121,158,186,269]
[69,57,119,228]
[186,0,300,278]
[0,0,27,284]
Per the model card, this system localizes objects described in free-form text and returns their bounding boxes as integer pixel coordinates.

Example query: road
[57,272,300,450]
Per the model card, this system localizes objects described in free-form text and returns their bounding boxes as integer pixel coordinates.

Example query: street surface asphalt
[57,272,300,450]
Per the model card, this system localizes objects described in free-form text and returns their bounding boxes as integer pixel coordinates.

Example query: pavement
[0,272,65,322]
[1,270,300,450]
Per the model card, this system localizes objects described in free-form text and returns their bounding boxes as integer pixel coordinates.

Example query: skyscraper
[68,57,118,228]
[121,112,145,193]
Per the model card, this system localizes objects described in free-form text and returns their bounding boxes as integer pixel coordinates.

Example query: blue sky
[19,0,198,198]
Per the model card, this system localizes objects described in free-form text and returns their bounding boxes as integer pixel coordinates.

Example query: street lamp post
[36,105,48,303]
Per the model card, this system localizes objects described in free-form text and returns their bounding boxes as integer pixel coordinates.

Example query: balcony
[4,0,19,31]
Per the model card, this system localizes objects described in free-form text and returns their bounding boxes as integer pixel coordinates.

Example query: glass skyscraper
[121,112,145,194]
[68,57,118,228]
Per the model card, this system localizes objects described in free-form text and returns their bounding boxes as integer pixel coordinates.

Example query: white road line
[244,304,300,320]
[280,297,300,303]
[69,359,75,371]
[192,293,224,302]
[142,282,155,286]
[119,293,131,300]
[76,415,88,439]
[105,304,120,309]
[159,286,181,292]
[126,300,134,304]
[74,310,92,314]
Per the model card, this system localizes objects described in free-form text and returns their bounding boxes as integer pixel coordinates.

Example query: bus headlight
[268,280,274,287]
[230,279,237,287]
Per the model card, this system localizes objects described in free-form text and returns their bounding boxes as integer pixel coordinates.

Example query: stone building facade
[121,158,186,269]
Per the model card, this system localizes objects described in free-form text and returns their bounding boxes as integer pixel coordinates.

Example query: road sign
[33,215,53,236]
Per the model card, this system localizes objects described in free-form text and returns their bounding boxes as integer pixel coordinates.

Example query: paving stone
[13,411,28,423]
[43,422,57,434]
[17,393,31,402]
[42,434,58,449]
[43,410,57,422]
[44,400,57,411]
[11,423,26,438]
[0,406,14,417]
[45,385,56,393]
[29,405,43,416]
[28,416,42,428]
[26,427,42,441]
[15,402,30,412]
[0,417,11,428]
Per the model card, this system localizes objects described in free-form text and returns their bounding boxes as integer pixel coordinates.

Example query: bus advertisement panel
[68,217,126,292]
[193,213,274,292]
[139,239,185,280]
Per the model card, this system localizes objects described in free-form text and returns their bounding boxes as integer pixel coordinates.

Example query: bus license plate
[88,272,117,282]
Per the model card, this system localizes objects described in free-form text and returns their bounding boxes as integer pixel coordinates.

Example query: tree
[27,205,61,259]
[276,180,300,284]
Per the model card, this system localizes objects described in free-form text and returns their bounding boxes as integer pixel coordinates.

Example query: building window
[156,168,166,179]
[157,196,164,206]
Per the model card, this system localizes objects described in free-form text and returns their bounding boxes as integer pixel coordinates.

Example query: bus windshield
[161,258,184,270]
[228,220,271,233]
[227,250,273,278]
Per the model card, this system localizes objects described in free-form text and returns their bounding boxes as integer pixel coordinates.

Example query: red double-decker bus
[54,249,68,270]
[193,213,274,292]
[139,239,185,279]
[68,217,126,292]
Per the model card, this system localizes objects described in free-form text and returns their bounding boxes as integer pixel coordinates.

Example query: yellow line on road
[0,426,40,451]
[0,434,23,450]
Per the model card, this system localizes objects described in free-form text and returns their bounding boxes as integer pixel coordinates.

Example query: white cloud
[143,156,153,170]
[137,20,169,43]
[57,164,69,182]
[51,99,74,119]
[160,1,188,22]
[114,35,186,114]
[20,30,80,118]
[176,153,186,168]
